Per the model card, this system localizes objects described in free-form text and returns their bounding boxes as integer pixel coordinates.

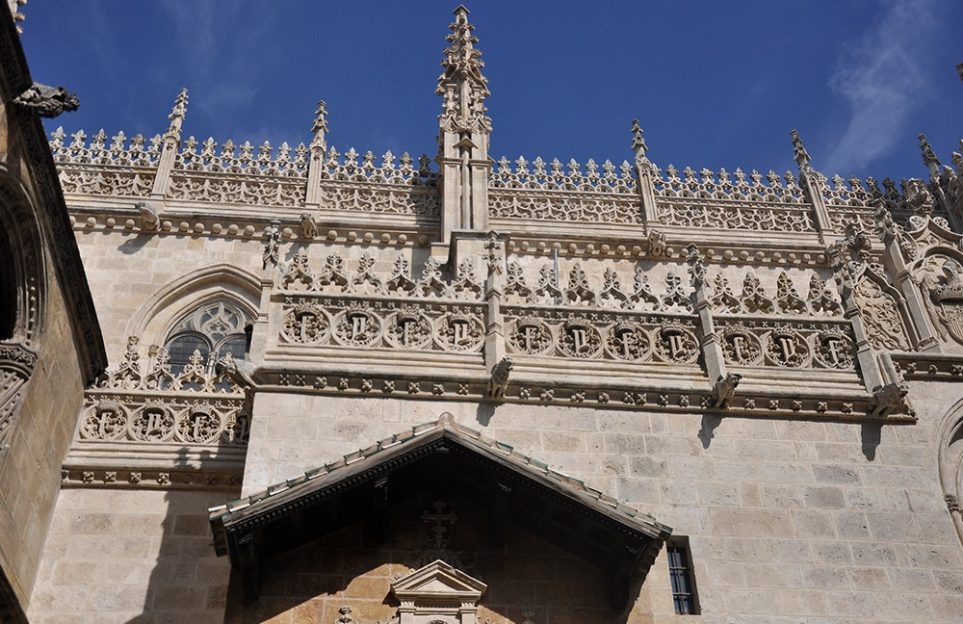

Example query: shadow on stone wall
[124,447,238,624]
[222,492,648,624]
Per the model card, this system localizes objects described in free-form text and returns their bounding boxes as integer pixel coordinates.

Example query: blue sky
[21,0,962,181]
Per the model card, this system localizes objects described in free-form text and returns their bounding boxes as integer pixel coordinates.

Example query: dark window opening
[0,232,15,340]
[668,538,700,615]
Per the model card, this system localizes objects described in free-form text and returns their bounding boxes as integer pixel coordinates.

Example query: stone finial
[262,220,281,270]
[437,3,490,133]
[164,88,189,143]
[311,99,328,150]
[686,243,706,288]
[631,119,648,162]
[906,177,935,217]
[790,129,812,172]
[918,133,941,175]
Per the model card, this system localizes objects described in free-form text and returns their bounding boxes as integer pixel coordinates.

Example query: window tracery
[164,302,251,374]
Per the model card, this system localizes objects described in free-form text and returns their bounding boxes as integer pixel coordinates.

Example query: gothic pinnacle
[790,129,812,173]
[164,87,188,143]
[311,100,328,150]
[437,4,490,134]
[631,119,648,162]
[918,133,940,175]
[438,5,488,94]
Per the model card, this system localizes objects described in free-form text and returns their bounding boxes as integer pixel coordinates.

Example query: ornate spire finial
[311,100,328,150]
[790,129,812,172]
[918,133,940,175]
[164,88,188,143]
[437,4,490,134]
[631,119,648,163]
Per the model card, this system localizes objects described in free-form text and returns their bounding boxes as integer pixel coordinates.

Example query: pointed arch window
[164,302,252,374]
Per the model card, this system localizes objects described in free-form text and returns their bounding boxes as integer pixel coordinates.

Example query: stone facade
[0,10,106,623]
[5,4,963,624]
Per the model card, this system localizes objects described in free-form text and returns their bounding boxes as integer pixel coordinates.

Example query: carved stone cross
[421,500,457,549]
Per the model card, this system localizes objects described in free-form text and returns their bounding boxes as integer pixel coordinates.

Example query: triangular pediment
[392,559,486,601]
[209,412,670,607]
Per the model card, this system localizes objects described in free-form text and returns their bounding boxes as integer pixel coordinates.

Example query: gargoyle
[712,372,741,409]
[647,229,666,257]
[136,201,159,230]
[299,212,319,239]
[870,381,908,418]
[486,357,513,399]
[12,82,79,118]
[216,352,258,390]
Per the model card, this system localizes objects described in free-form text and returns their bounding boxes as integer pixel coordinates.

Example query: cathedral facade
[3,6,963,624]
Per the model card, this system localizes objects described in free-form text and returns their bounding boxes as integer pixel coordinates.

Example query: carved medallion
[385,310,433,349]
[605,322,651,361]
[333,308,382,347]
[281,305,330,344]
[128,405,176,442]
[812,330,855,370]
[765,328,810,368]
[507,317,553,355]
[557,321,602,359]
[174,406,222,443]
[719,325,763,366]
[653,325,699,364]
[435,314,484,352]
[80,401,127,440]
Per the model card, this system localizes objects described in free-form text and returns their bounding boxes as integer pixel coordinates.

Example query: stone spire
[436,5,492,242]
[789,129,833,234]
[437,5,491,134]
[631,119,649,165]
[919,133,941,178]
[164,88,189,145]
[790,129,812,172]
[310,99,328,151]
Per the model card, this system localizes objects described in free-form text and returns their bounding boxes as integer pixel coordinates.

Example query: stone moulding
[60,465,242,491]
[892,353,963,381]
[252,366,913,424]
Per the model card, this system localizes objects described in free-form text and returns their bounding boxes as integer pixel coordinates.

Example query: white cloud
[824,0,936,174]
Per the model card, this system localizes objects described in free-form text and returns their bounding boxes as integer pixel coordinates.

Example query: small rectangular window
[667,538,700,615]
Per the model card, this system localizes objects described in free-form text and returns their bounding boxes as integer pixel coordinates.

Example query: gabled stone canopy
[209,413,671,606]
[392,559,486,624]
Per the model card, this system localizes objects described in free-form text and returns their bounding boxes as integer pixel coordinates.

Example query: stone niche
[391,559,486,624]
